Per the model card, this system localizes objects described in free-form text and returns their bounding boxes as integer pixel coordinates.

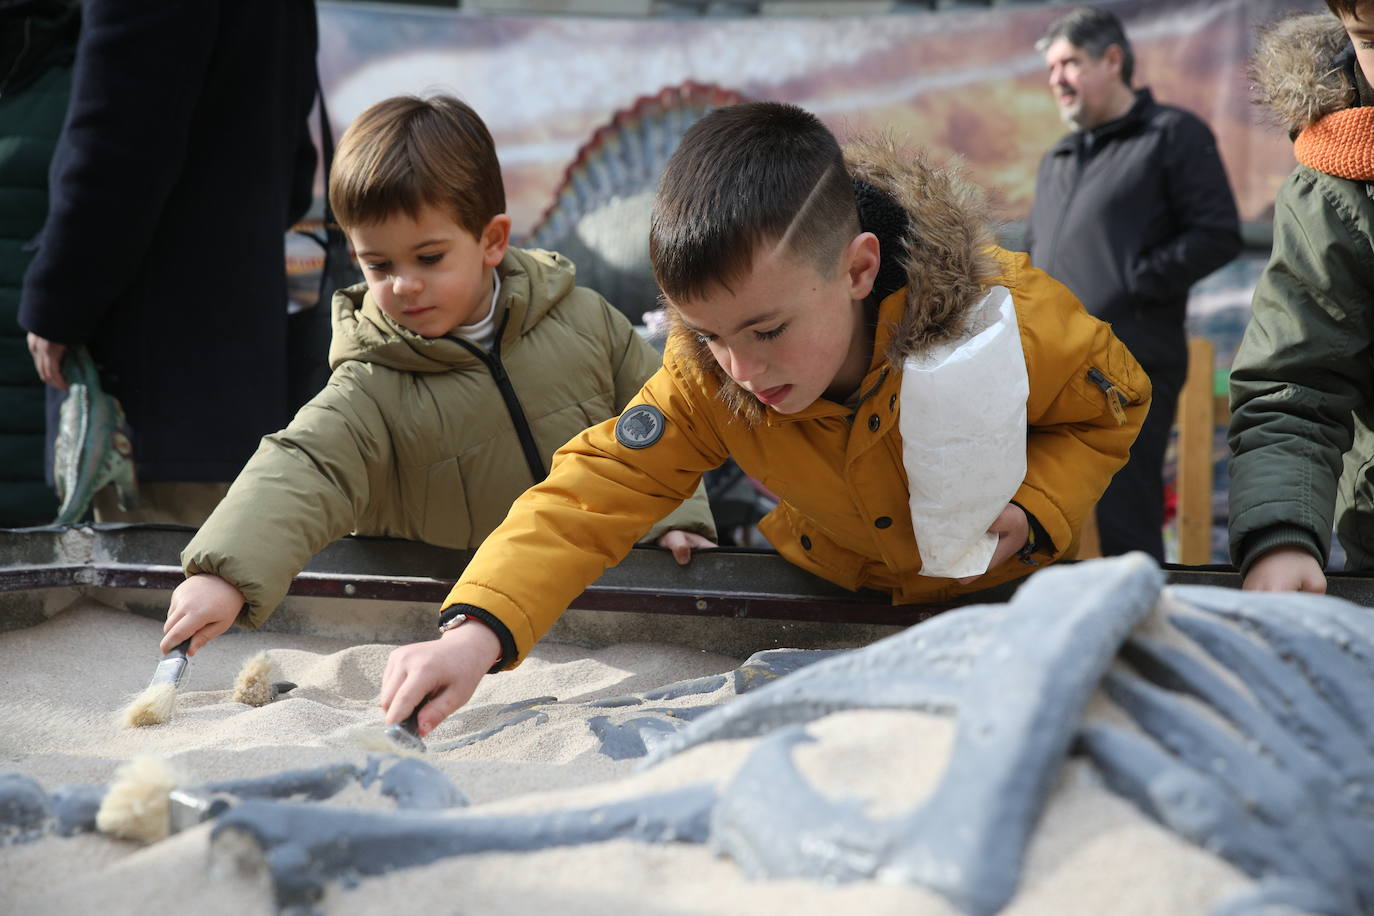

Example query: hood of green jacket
[326,245,577,373]
[1253,12,1371,133]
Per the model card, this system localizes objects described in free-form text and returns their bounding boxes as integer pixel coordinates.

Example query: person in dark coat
[19,0,319,525]
[1024,6,1241,562]
[0,0,77,527]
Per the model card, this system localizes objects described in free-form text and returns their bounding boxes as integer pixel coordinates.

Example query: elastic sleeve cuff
[1010,499,1055,558]
[439,603,518,673]
[1237,527,1324,579]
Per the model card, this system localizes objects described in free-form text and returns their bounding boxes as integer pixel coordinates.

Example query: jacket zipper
[453,309,548,484]
[1086,367,1128,426]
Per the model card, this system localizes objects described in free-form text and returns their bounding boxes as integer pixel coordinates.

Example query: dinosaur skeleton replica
[3,555,1371,915]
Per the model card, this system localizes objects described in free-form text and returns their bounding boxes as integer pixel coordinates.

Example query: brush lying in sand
[95,757,183,843]
[231,651,296,707]
[120,638,191,728]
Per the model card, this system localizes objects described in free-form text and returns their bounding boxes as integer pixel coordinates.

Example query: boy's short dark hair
[650,101,859,304]
[1036,7,1135,86]
[330,94,505,238]
[1325,0,1367,18]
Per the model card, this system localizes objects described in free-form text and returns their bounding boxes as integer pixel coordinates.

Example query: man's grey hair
[1036,7,1135,86]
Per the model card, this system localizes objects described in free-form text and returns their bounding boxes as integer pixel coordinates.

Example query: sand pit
[0,596,1255,915]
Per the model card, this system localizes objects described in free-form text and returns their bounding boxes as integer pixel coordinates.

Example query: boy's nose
[725,347,763,384]
[392,274,421,297]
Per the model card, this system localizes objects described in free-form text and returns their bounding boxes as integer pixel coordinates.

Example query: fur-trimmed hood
[844,135,1002,365]
[1253,13,1365,131]
[670,136,1002,422]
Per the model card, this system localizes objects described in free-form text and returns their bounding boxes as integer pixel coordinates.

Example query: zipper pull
[1086,367,1127,426]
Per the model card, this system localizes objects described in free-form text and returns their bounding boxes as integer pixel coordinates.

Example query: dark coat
[0,0,78,525]
[1025,89,1241,385]
[18,0,318,483]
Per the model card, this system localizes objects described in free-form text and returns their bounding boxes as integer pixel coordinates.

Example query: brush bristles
[232,651,275,707]
[121,683,177,728]
[95,757,179,844]
[334,723,426,758]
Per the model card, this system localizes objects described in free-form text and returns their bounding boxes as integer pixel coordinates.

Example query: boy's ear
[481,214,512,267]
[844,231,881,302]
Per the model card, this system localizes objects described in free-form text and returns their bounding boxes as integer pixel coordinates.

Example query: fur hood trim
[844,134,1002,366]
[1252,13,1357,131]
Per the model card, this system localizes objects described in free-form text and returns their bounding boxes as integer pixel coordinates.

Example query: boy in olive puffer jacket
[1228,2,1374,592]
[160,95,716,657]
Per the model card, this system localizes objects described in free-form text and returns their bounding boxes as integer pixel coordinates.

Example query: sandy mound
[0,598,1251,914]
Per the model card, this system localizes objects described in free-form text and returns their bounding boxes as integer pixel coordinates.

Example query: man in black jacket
[19,0,319,525]
[1025,6,1241,562]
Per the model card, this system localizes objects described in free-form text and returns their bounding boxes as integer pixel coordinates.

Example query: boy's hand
[956,503,1029,585]
[1242,547,1326,594]
[655,529,716,565]
[379,621,502,737]
[162,574,246,656]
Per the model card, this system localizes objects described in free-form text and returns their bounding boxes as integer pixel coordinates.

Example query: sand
[0,597,1254,915]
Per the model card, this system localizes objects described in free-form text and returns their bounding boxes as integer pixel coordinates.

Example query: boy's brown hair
[649,101,859,305]
[329,95,505,237]
[1325,0,1368,18]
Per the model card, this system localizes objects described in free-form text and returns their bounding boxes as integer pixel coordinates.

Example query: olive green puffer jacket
[183,246,715,626]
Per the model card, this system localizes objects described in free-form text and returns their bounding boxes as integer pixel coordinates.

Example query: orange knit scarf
[1294,106,1374,180]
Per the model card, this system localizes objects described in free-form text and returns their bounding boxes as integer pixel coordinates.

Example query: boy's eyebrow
[353,238,449,258]
[680,310,784,335]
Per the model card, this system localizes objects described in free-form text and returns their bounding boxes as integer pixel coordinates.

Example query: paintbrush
[120,638,192,728]
[383,707,427,753]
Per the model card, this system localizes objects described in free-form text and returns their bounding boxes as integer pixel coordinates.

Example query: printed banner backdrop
[314,0,1321,232]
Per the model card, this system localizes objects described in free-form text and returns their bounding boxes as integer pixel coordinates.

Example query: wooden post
[1077,510,1102,560]
[1177,338,1216,565]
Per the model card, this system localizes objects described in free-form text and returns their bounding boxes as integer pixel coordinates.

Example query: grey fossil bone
[209,784,716,911]
[677,553,1165,916]
[1078,722,1362,914]
[0,772,51,843]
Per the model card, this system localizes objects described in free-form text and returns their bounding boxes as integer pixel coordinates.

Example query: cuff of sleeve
[1010,500,1055,560]
[1009,485,1070,562]
[437,603,517,674]
[181,552,279,630]
[1237,526,1324,578]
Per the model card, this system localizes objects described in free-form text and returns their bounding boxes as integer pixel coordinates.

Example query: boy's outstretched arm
[383,362,730,730]
[177,371,394,644]
[602,296,719,550]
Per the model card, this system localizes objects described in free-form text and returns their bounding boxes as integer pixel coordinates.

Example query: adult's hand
[26,332,69,391]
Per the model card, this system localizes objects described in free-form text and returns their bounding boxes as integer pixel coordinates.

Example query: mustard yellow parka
[443,140,1151,668]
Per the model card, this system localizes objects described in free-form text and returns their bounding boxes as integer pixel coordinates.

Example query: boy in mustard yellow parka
[380,102,1151,736]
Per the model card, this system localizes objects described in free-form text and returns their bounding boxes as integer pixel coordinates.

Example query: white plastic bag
[899,285,1028,579]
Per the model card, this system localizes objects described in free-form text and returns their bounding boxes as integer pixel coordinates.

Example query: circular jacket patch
[615,404,665,449]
